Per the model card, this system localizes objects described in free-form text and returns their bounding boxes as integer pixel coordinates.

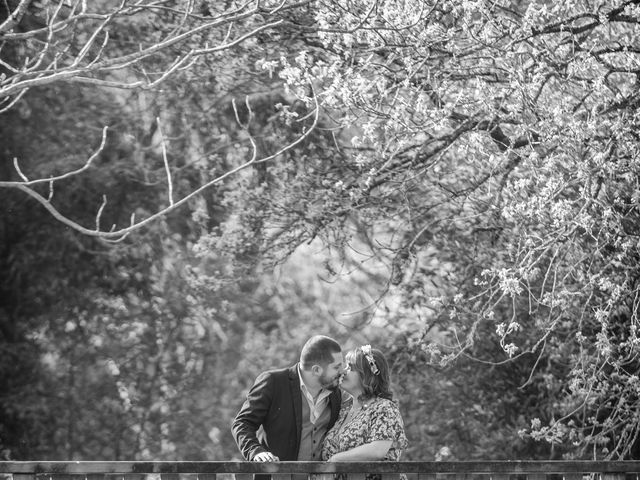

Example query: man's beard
[320,373,341,391]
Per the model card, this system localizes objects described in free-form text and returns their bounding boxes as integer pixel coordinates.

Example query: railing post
[417,472,437,480]
[271,474,292,480]
[528,473,547,480]
[565,472,583,480]
[86,474,106,480]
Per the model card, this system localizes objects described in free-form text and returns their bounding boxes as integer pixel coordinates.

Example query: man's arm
[231,371,275,461]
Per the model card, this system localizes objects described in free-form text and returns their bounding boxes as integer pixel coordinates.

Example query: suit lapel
[328,389,341,427]
[289,364,302,452]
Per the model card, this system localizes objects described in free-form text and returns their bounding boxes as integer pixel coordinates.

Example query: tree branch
[1,86,321,240]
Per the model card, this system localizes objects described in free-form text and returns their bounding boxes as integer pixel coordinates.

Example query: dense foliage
[2,0,640,462]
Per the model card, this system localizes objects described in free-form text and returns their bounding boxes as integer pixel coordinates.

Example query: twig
[1,126,109,187]
[2,86,320,240]
[156,116,174,206]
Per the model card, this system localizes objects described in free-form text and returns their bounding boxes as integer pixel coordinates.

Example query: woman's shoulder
[371,397,402,414]
[373,397,398,407]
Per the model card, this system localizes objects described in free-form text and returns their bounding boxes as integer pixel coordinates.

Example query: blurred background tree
[2,0,640,463]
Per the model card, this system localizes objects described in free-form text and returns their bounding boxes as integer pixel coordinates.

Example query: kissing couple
[232,335,408,479]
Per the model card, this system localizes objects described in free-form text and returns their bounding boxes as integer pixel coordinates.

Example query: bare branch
[2,86,320,240]
[0,126,109,187]
[0,0,32,34]
[13,157,29,182]
[156,116,174,207]
[96,194,107,231]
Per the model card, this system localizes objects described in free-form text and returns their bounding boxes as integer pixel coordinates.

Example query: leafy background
[2,0,640,462]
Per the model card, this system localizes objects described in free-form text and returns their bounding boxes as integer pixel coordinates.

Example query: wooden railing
[1,462,640,480]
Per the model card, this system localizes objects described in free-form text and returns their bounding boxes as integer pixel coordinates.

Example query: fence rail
[1,462,640,480]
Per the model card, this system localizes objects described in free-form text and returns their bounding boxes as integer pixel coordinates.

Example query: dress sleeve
[366,399,408,450]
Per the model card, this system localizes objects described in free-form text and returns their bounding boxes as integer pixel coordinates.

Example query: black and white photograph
[2,1,640,479]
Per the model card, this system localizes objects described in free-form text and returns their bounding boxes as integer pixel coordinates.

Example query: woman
[321,345,408,479]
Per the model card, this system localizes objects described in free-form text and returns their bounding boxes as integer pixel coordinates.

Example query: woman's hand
[253,452,279,462]
[327,453,345,462]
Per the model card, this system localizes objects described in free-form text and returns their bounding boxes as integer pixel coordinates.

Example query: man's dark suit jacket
[232,364,342,461]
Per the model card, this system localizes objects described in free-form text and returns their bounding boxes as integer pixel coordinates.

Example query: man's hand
[254,452,280,462]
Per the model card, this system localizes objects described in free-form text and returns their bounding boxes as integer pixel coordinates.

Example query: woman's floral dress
[321,396,408,480]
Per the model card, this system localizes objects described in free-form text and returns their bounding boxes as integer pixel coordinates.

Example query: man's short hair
[300,335,341,370]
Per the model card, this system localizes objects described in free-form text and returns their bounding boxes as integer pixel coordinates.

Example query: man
[232,335,344,466]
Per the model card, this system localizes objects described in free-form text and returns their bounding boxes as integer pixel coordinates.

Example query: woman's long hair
[346,346,393,402]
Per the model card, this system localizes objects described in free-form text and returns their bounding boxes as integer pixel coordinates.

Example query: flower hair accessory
[361,344,380,375]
